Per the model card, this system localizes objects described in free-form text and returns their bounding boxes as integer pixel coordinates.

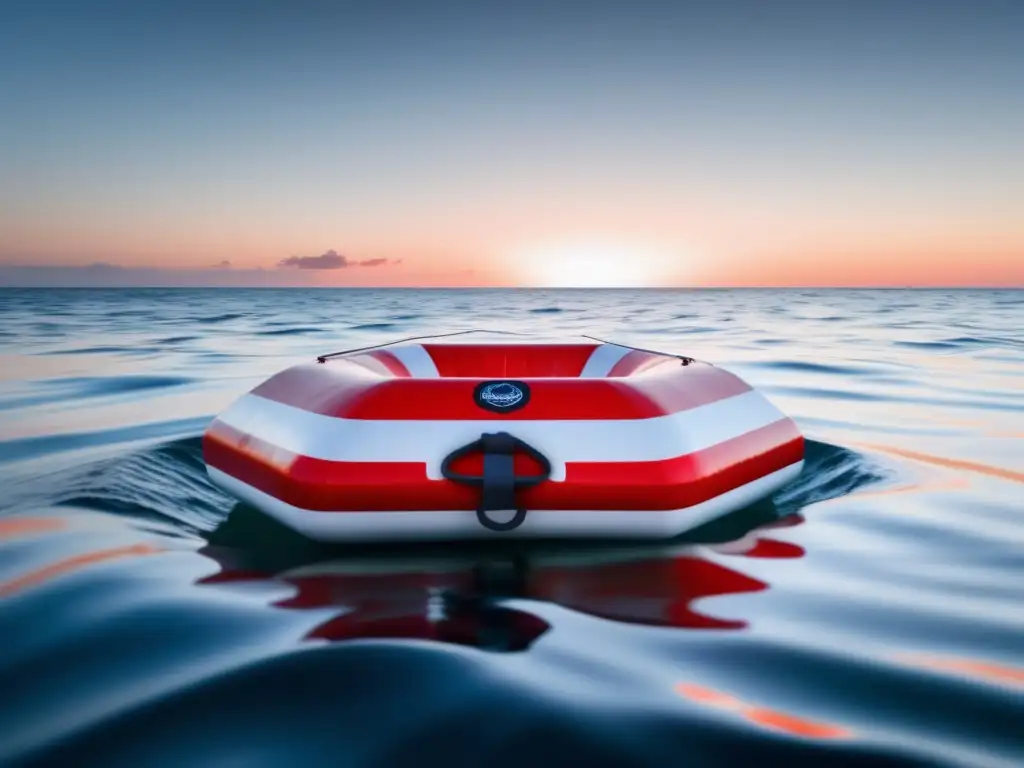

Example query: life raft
[203,334,804,541]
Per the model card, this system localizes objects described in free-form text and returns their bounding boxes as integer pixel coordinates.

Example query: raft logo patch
[474,380,530,412]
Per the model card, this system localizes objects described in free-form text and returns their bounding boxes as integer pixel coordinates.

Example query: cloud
[0,252,404,287]
[277,249,395,270]
[84,261,124,271]
[278,249,349,269]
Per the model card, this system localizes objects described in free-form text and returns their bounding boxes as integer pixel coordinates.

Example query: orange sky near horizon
[2,227,1020,288]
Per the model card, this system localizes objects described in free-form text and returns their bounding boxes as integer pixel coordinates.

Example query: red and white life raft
[203,335,804,541]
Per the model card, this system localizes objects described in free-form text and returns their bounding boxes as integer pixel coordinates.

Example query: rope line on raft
[316,329,527,363]
[316,329,700,366]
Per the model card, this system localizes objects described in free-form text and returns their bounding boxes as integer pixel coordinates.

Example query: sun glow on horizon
[512,241,679,288]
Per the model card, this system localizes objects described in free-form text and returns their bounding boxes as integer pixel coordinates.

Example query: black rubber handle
[440,432,551,532]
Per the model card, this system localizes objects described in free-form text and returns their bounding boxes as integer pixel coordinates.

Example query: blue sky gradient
[1,0,1021,286]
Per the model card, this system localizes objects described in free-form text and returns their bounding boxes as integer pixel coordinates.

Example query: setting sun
[512,241,677,288]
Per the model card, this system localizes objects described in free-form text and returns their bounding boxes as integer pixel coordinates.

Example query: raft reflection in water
[198,501,805,652]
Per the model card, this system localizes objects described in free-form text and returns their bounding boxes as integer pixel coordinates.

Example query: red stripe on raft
[335,351,412,377]
[366,350,412,377]
[249,361,752,420]
[608,349,676,377]
[421,344,599,378]
[203,417,803,512]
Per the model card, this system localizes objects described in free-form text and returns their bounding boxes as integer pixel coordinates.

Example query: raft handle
[440,432,552,532]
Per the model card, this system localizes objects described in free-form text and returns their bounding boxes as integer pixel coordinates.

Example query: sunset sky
[1,0,1021,287]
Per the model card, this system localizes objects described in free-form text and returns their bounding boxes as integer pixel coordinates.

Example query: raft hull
[203,338,805,542]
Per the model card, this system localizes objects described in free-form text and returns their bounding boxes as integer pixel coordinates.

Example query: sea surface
[0,287,1022,767]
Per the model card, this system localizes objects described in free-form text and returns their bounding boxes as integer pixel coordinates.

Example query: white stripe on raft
[388,344,440,377]
[206,461,804,542]
[578,344,634,377]
[213,388,789,481]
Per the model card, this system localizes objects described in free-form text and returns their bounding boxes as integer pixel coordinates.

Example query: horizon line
[1,284,1021,291]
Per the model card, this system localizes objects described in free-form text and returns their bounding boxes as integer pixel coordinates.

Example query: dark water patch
[0,580,326,765]
[685,640,1024,763]
[38,346,159,356]
[349,323,397,331]
[39,375,194,395]
[388,314,421,321]
[943,335,1024,349]
[195,313,246,324]
[20,641,975,768]
[156,336,200,345]
[893,340,962,351]
[878,320,931,329]
[0,375,195,412]
[528,307,565,314]
[633,325,720,335]
[107,310,157,318]
[255,327,326,337]
[194,351,246,362]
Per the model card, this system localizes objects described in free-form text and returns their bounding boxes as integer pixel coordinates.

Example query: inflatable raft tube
[203,334,804,542]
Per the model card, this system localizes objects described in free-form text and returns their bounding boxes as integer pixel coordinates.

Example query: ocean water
[0,287,1022,767]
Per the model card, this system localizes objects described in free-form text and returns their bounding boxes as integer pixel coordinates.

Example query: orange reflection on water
[857,443,1024,484]
[0,517,67,541]
[0,543,161,598]
[895,653,1024,689]
[673,682,853,740]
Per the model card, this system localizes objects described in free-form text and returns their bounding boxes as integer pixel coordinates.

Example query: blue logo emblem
[474,380,530,412]
[480,382,523,408]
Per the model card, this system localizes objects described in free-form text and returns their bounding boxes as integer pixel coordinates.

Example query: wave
[0,376,196,413]
[256,328,328,337]
[39,346,162,356]
[195,313,247,324]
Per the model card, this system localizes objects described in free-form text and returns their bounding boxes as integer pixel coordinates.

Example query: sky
[1,0,1021,288]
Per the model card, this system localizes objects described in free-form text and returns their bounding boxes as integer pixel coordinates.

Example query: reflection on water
[0,542,162,598]
[199,506,807,649]
[894,654,1024,690]
[673,681,853,740]
[1,288,1022,767]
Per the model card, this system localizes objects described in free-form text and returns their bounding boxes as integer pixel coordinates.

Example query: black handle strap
[440,432,551,532]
